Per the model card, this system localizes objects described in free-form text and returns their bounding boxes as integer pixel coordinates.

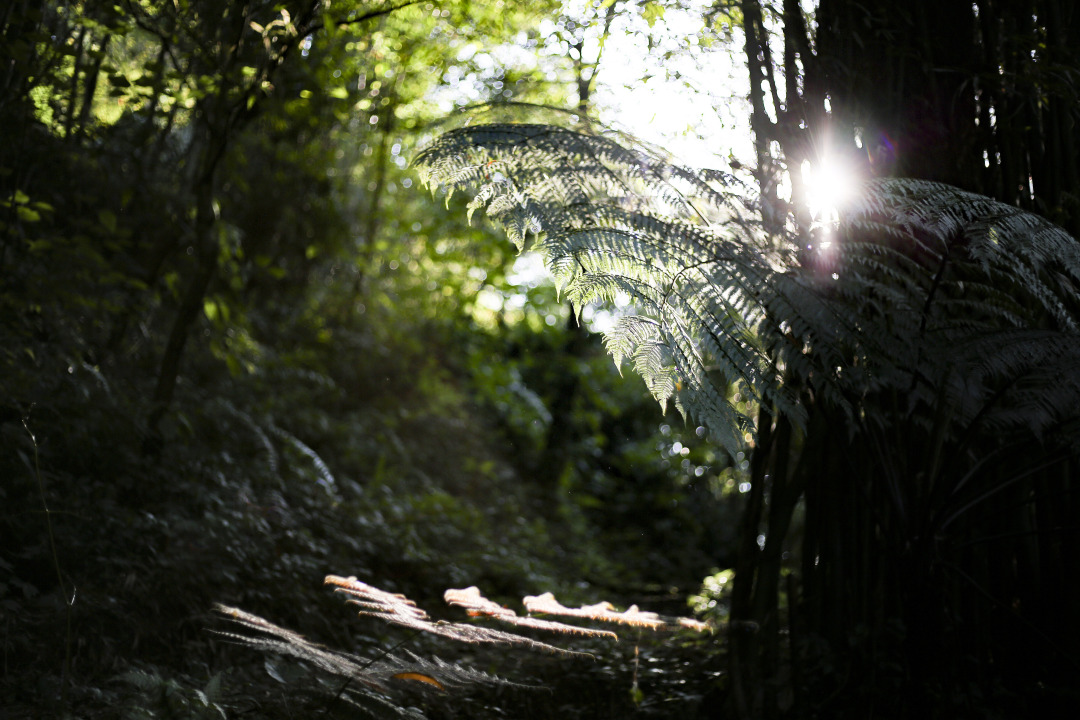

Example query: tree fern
[415,124,799,453]
[415,129,1080,705]
[414,125,1080,452]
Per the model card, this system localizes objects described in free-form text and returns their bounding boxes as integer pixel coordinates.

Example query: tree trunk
[725,404,774,719]
[144,176,218,449]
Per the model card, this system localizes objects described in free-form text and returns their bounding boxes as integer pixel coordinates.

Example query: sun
[801,154,859,225]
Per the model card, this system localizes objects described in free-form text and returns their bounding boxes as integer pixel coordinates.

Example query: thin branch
[299,0,428,37]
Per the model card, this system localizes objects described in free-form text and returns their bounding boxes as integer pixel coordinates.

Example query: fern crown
[414,124,1080,453]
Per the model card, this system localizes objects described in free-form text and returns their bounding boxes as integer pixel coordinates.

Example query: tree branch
[299,0,429,37]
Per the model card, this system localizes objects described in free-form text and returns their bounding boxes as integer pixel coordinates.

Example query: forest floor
[0,370,728,720]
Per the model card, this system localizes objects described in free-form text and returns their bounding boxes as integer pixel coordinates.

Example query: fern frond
[213,604,386,692]
[415,124,787,454]
[271,425,336,490]
[213,399,279,476]
[415,125,1080,450]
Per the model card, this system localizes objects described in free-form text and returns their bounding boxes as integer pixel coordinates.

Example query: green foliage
[1,5,737,719]
[687,568,734,622]
[117,669,227,720]
[415,123,784,453]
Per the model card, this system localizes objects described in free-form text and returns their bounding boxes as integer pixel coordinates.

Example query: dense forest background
[2,1,1078,719]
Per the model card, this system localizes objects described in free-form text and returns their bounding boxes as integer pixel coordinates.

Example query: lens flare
[801,155,858,224]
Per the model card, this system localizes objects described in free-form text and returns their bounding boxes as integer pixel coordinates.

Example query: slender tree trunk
[75,34,109,139]
[536,314,589,496]
[725,404,773,719]
[63,26,85,140]
[144,178,218,449]
[354,94,396,298]
[741,0,783,237]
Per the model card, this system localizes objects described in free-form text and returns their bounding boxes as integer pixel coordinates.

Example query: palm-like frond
[521,591,709,632]
[415,125,1080,450]
[443,586,709,633]
[836,178,1080,438]
[415,124,797,452]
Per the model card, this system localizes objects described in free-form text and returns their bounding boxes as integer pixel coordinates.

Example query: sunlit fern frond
[415,124,751,233]
[443,585,710,635]
[415,124,800,453]
[415,125,1080,449]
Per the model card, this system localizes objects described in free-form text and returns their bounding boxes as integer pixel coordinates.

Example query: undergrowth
[0,316,729,718]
